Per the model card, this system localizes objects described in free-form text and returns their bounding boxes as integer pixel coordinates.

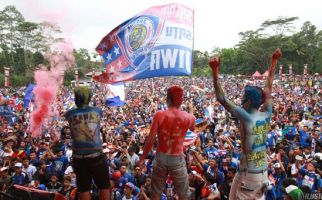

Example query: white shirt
[23,165,37,181]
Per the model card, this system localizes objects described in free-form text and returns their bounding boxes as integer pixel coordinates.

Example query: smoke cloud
[30,40,75,137]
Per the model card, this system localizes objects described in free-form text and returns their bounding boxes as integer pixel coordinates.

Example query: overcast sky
[1,0,322,54]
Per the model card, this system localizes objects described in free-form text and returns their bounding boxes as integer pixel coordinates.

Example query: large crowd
[0,74,321,200]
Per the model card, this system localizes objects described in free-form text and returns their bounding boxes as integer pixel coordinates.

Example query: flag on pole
[94,3,194,84]
[24,83,35,108]
[105,82,126,107]
[184,130,198,146]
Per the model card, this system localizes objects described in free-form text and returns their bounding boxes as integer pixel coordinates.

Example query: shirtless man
[139,86,196,200]
[208,49,282,200]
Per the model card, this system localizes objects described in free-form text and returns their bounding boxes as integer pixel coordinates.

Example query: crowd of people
[0,73,321,200]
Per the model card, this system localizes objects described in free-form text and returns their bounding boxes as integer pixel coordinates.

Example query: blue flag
[94,3,194,84]
[105,96,125,107]
[24,83,35,108]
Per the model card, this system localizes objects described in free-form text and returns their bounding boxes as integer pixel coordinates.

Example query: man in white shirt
[127,146,139,175]
[22,158,37,182]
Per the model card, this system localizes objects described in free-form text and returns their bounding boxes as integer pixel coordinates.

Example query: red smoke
[30,42,74,137]
[23,1,75,137]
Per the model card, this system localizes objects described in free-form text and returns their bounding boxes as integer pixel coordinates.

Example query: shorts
[229,170,268,200]
[151,152,189,199]
[72,154,110,192]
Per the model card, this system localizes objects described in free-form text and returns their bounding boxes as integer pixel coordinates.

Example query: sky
[1,0,322,54]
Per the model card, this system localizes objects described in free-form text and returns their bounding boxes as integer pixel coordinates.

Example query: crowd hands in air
[0,52,321,199]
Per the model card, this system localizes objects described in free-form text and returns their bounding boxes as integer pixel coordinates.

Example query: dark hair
[228,167,237,174]
[204,173,216,184]
[282,178,297,188]
[74,87,93,108]
[299,185,311,194]
[128,146,134,152]
[63,175,72,182]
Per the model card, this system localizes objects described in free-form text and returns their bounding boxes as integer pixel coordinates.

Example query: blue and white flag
[94,3,194,84]
[205,105,214,122]
[105,82,125,107]
[184,130,198,146]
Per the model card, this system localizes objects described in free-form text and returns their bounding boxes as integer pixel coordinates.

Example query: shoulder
[89,107,102,113]
[153,110,164,119]
[65,109,76,118]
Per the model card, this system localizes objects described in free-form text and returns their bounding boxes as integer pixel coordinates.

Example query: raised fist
[208,57,220,70]
[272,48,282,60]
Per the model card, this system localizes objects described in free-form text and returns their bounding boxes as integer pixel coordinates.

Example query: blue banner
[24,83,35,108]
[94,3,194,84]
[0,105,15,125]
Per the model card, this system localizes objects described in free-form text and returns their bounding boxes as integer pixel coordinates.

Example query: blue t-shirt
[203,164,224,186]
[204,147,218,160]
[53,156,68,177]
[267,131,277,147]
[299,130,310,148]
[66,107,103,155]
[284,127,296,141]
[12,173,29,185]
[273,172,286,200]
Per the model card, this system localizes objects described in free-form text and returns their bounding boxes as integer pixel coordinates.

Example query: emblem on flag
[94,3,194,84]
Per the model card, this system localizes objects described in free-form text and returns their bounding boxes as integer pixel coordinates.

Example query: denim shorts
[151,152,189,198]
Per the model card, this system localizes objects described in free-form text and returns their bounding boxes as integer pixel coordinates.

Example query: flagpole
[151,78,154,94]
[191,8,195,76]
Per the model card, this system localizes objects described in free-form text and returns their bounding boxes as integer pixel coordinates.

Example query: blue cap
[38,184,46,190]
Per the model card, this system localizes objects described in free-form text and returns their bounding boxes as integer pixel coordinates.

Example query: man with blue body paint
[209,48,282,200]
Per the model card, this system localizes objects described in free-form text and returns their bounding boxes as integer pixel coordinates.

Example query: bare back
[155,108,195,155]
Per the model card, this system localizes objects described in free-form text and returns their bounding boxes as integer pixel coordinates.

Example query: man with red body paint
[139,86,196,200]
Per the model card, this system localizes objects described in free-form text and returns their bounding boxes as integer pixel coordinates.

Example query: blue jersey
[12,173,29,185]
[66,107,103,155]
[299,130,310,148]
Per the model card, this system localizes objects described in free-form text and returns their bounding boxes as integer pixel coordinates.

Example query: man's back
[65,106,103,155]
[155,108,195,155]
[239,110,271,172]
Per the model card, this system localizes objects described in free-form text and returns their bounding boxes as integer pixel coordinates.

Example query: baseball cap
[273,163,281,168]
[295,155,303,161]
[14,163,23,168]
[314,153,322,160]
[38,184,46,190]
[124,182,135,190]
[112,171,121,180]
[285,185,304,200]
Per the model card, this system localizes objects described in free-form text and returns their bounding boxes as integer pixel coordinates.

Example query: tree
[261,16,299,36]
[0,6,24,66]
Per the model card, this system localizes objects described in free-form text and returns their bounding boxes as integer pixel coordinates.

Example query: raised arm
[209,57,250,121]
[262,48,282,112]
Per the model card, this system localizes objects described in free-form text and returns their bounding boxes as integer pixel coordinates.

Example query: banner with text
[94,3,194,83]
